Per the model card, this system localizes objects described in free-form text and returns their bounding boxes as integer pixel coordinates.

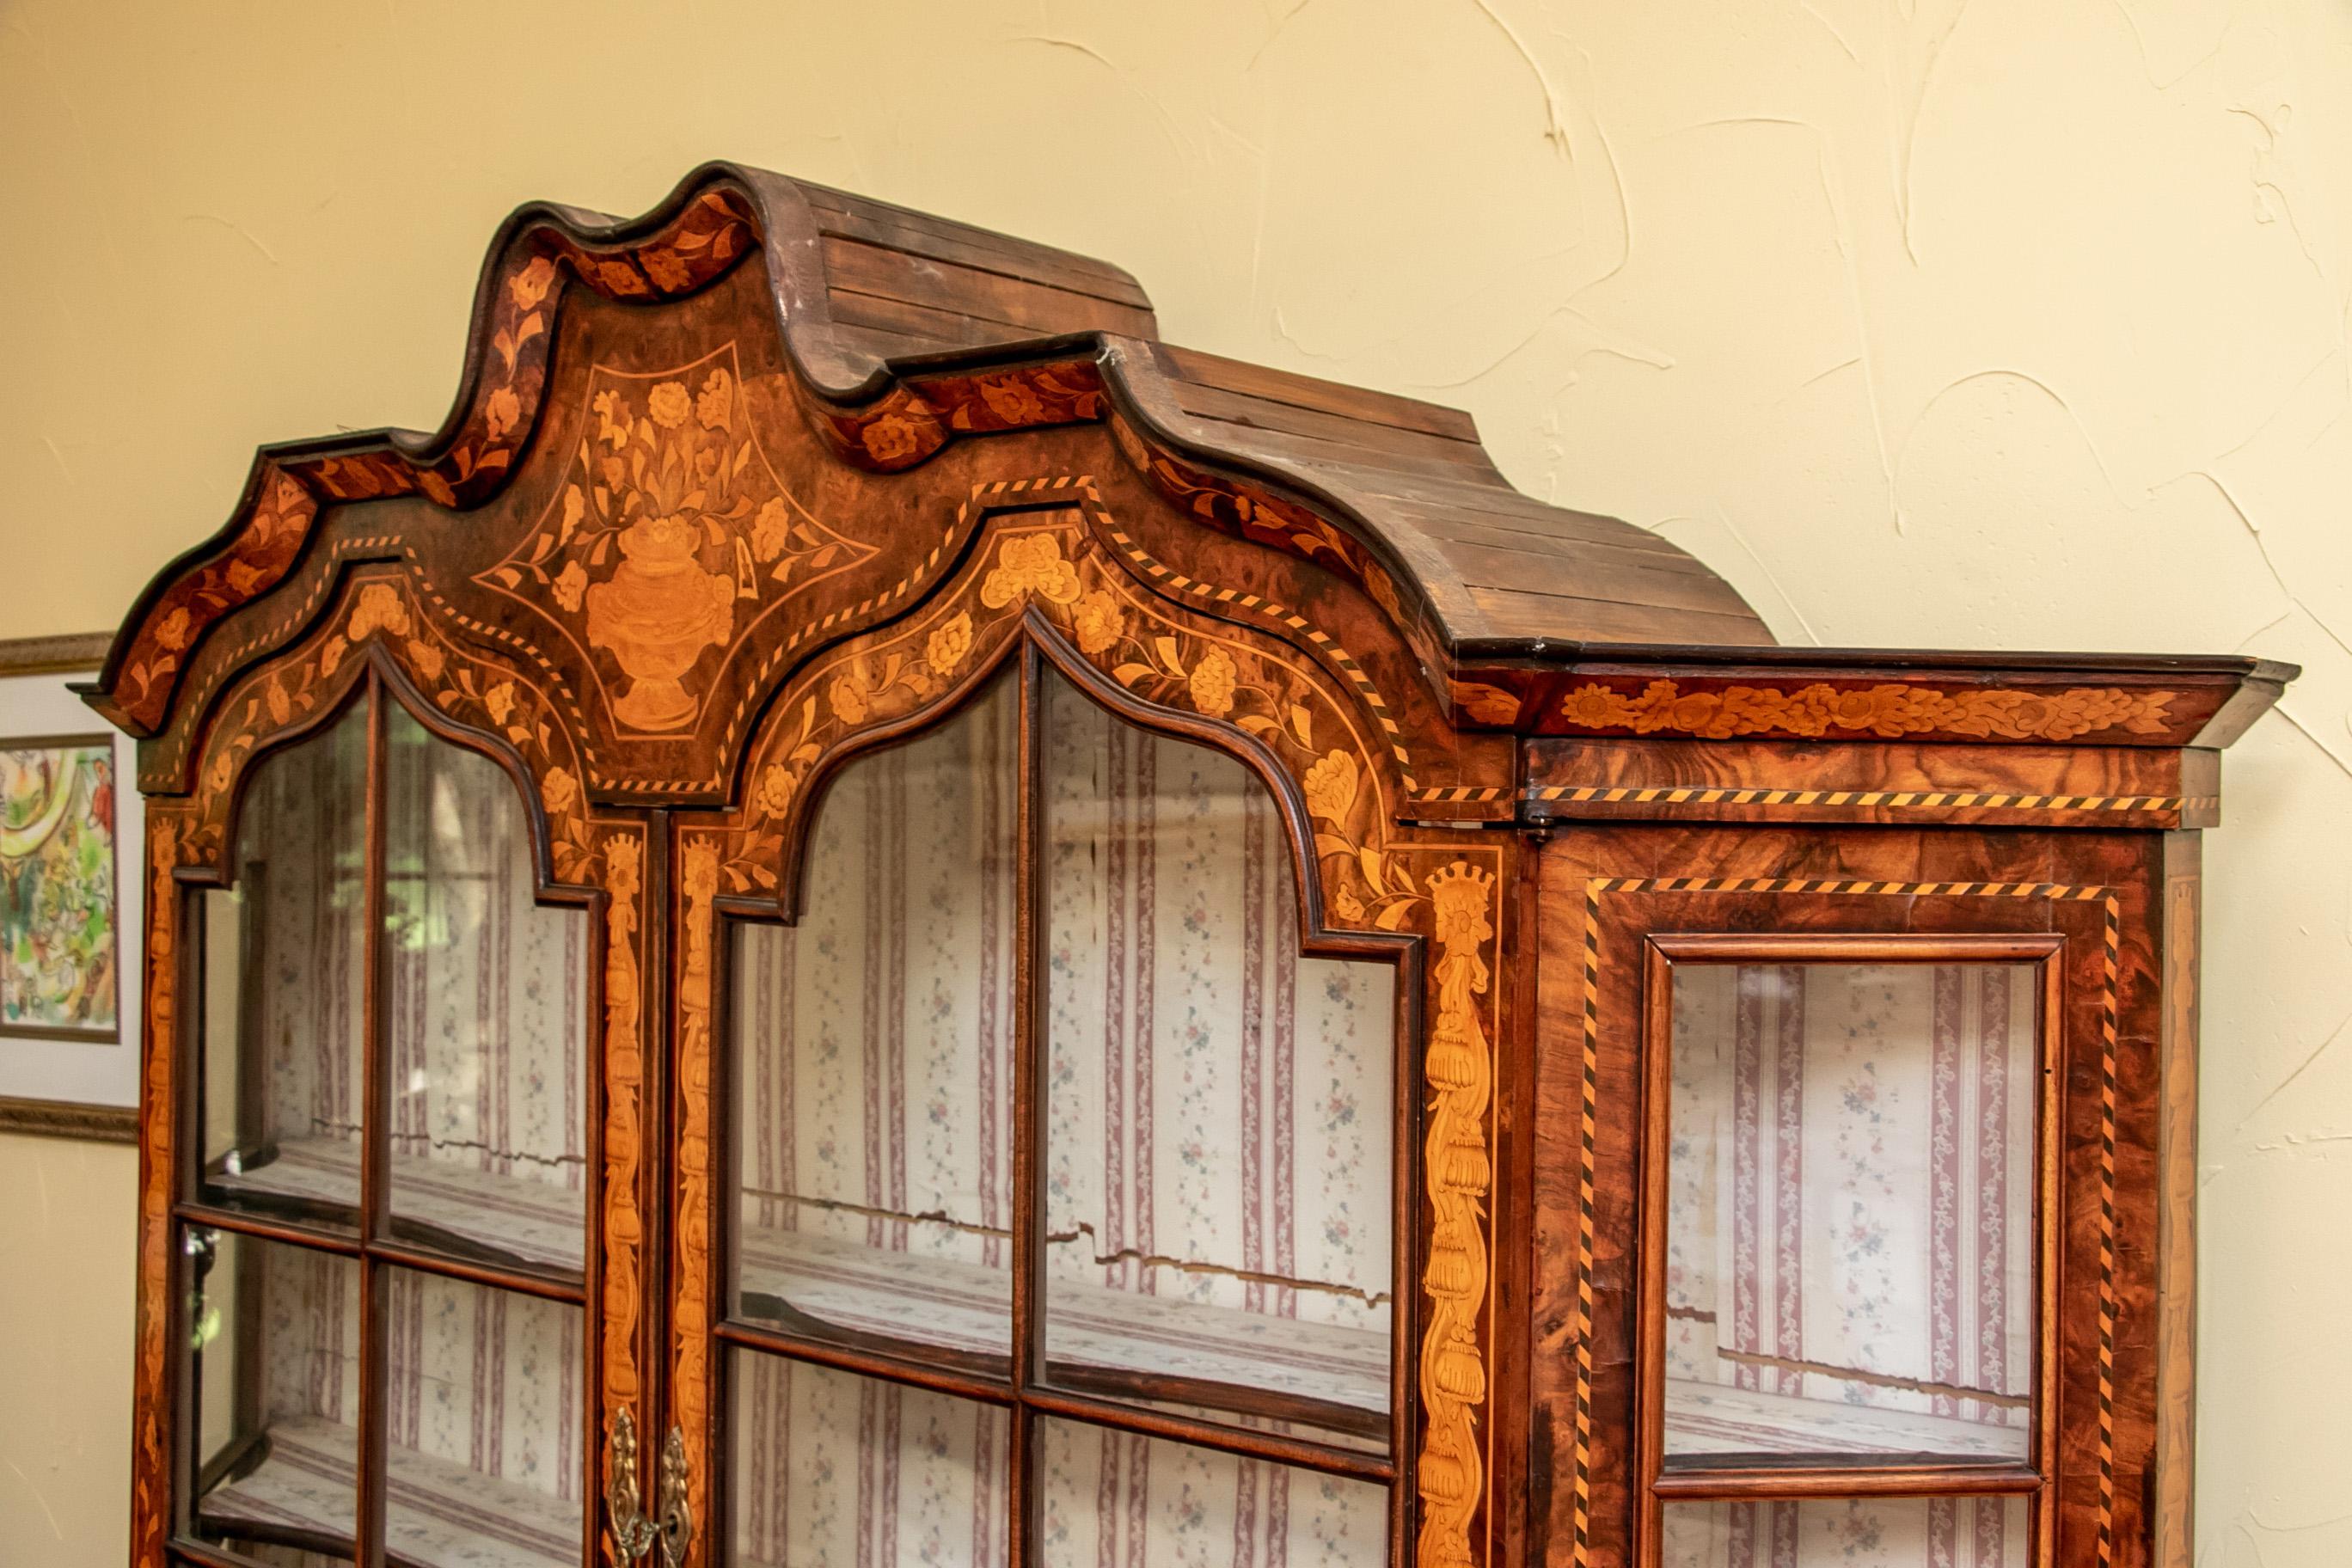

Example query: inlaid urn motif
[585,514,736,732]
[475,346,877,738]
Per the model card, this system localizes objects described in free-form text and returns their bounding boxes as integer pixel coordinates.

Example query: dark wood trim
[1651,1463,2044,1500]
[2035,946,2066,1568]
[2153,835,2202,1568]
[1025,1384,1396,1485]
[1011,641,1044,1568]
[1647,931,2068,965]
[367,1238,589,1306]
[714,1317,1014,1406]
[171,1200,361,1256]
[356,674,389,1568]
[0,1094,137,1142]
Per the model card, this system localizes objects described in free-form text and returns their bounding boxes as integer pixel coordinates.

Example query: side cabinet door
[1534,827,2157,1568]
[161,675,658,1568]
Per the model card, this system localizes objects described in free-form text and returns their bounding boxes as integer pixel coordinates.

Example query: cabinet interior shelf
[196,1414,578,1568]
[205,1136,585,1277]
[1660,1378,2027,1465]
[738,1208,1393,1443]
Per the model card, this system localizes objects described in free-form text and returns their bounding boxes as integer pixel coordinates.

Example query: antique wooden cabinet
[88,164,2291,1568]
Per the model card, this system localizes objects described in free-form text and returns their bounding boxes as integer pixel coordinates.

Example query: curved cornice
[90,161,1776,741]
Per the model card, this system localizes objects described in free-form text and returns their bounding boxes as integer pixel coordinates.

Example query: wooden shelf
[738,1212,1391,1442]
[205,1137,585,1275]
[1663,1378,2029,1465]
[195,1415,579,1568]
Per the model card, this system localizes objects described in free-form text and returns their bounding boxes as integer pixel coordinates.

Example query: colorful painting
[0,739,118,1038]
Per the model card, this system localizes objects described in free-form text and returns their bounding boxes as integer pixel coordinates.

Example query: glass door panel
[1035,1419,1388,1566]
[197,704,369,1238]
[1038,668,1395,1452]
[1659,1496,2028,1568]
[730,671,1020,1370]
[187,1227,363,1564]
[380,1267,585,1567]
[727,1347,1013,1567]
[382,706,590,1278]
[1663,962,2037,1465]
[187,683,603,1566]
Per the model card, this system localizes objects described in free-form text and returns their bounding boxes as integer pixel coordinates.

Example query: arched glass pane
[730,670,1020,1369]
[197,701,369,1235]
[1039,665,1396,1453]
[381,704,590,1277]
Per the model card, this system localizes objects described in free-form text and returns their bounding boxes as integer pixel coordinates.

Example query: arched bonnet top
[85,161,2288,808]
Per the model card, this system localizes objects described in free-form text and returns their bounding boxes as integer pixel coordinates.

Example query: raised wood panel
[818,232,1159,340]
[1165,378,1498,474]
[797,182,1155,311]
[1155,342,1481,444]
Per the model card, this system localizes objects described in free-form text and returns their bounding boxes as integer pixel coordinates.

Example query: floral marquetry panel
[476,347,880,738]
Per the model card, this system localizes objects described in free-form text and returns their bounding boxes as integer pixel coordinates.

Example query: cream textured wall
[2,2,2347,1563]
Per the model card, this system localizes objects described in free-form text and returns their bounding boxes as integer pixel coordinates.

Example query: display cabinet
[89,163,2290,1568]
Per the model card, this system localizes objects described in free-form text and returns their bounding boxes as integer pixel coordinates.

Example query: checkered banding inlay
[1088,503,1422,791]
[1531,785,2209,817]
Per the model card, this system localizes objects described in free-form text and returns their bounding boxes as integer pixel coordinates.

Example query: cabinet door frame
[672,632,1436,1566]
[663,557,1505,1568]
[143,616,655,1568]
[1546,855,2136,1568]
[1633,929,2067,1565]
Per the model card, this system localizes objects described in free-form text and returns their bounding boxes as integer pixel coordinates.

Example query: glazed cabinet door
[1535,828,2160,1568]
[673,649,1411,1567]
[163,672,635,1568]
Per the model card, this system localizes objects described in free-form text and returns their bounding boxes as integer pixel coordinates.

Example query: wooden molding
[0,631,110,677]
[0,1093,138,1144]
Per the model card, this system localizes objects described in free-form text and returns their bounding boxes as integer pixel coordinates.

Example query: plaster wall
[2,3,2346,1563]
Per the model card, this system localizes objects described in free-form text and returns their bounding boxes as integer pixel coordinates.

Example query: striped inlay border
[1575,876,2120,1568]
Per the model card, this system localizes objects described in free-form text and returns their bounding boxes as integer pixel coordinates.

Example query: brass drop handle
[607,1409,658,1565]
[609,1409,695,1567]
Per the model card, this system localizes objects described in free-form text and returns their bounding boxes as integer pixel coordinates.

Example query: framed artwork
[0,633,138,1141]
